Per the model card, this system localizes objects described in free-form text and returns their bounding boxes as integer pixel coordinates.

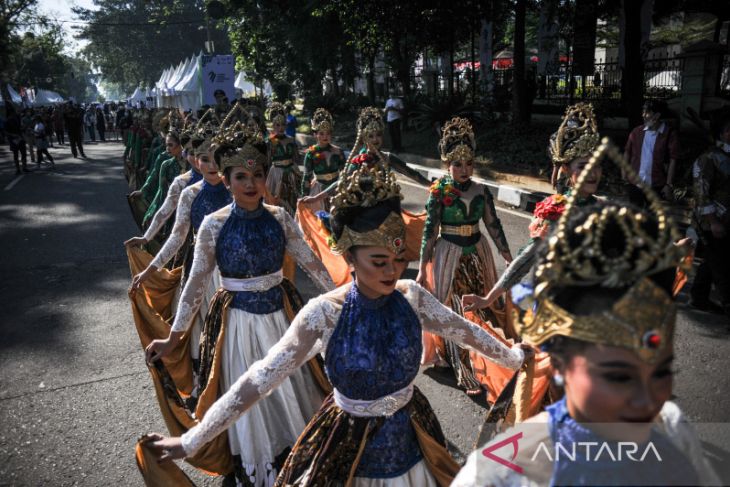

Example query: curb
[294,132,549,213]
[404,160,549,213]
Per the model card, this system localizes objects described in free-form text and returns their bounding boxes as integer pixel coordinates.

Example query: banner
[199,54,235,106]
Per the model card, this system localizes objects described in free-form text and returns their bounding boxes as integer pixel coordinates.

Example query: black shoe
[16,169,21,175]
[689,299,724,314]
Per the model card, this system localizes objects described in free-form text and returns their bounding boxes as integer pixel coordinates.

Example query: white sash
[220,270,283,292]
[333,383,414,418]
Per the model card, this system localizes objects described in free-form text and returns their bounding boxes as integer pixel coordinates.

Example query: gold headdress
[328,163,405,255]
[519,138,688,363]
[356,107,385,136]
[311,108,334,133]
[267,102,287,125]
[166,109,184,136]
[549,102,600,166]
[216,131,268,173]
[190,108,221,155]
[439,117,476,164]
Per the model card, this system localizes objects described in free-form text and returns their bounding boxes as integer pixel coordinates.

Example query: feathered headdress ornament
[549,102,600,166]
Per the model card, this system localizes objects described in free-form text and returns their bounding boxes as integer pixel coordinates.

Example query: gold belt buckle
[457,225,472,237]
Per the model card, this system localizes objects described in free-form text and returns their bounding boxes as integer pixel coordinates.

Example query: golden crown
[311,108,334,132]
[217,132,268,173]
[518,138,688,362]
[267,102,287,124]
[550,102,600,166]
[331,212,406,256]
[357,107,384,135]
[330,162,402,215]
[520,278,675,363]
[439,117,476,163]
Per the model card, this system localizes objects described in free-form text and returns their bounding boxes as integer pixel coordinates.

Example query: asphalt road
[1,141,729,486]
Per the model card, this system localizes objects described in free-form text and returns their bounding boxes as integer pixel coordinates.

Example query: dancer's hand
[500,250,513,264]
[461,294,489,312]
[300,192,326,205]
[124,236,147,248]
[145,433,186,462]
[514,343,535,364]
[130,266,156,295]
[129,190,142,199]
[145,337,175,364]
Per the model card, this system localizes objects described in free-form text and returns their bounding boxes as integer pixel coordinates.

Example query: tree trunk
[620,0,646,129]
[479,18,495,107]
[512,0,527,124]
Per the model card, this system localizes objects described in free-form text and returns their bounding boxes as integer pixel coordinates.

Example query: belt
[316,172,338,182]
[333,383,414,418]
[273,159,293,168]
[440,223,480,237]
[220,270,283,292]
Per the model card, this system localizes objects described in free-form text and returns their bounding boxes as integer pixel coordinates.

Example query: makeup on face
[225,165,266,210]
[449,159,474,183]
[348,246,408,299]
[562,345,673,440]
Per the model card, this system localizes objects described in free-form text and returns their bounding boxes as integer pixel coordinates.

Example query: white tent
[0,84,24,106]
[32,89,64,106]
[129,86,147,106]
[171,53,201,110]
[153,52,204,111]
[234,72,272,97]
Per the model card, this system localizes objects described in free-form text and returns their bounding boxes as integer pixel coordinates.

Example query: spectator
[84,106,96,142]
[43,108,54,148]
[285,103,297,138]
[384,91,404,152]
[33,115,55,169]
[96,107,106,142]
[5,107,28,174]
[21,109,36,163]
[690,110,730,316]
[624,99,679,207]
[64,102,86,158]
[52,106,65,145]
[117,105,131,143]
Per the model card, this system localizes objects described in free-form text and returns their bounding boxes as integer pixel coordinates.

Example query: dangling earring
[553,373,564,387]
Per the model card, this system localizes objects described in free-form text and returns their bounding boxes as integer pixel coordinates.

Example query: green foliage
[475,121,553,170]
[2,8,97,103]
[407,94,483,133]
[73,0,230,92]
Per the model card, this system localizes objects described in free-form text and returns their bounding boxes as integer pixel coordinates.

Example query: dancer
[297,107,430,285]
[463,102,600,312]
[453,140,719,486]
[124,128,201,253]
[266,101,302,215]
[141,161,531,486]
[142,133,334,485]
[299,108,345,211]
[302,107,430,208]
[130,128,230,371]
[417,117,513,396]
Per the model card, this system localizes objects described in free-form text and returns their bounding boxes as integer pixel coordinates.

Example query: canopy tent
[0,84,24,106]
[154,53,203,111]
[234,72,272,97]
[129,87,146,102]
[32,89,64,106]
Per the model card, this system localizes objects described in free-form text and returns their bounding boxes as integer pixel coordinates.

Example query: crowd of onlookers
[0,101,136,174]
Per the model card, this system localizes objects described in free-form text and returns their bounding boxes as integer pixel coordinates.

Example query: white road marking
[4,175,23,191]
[397,178,532,220]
